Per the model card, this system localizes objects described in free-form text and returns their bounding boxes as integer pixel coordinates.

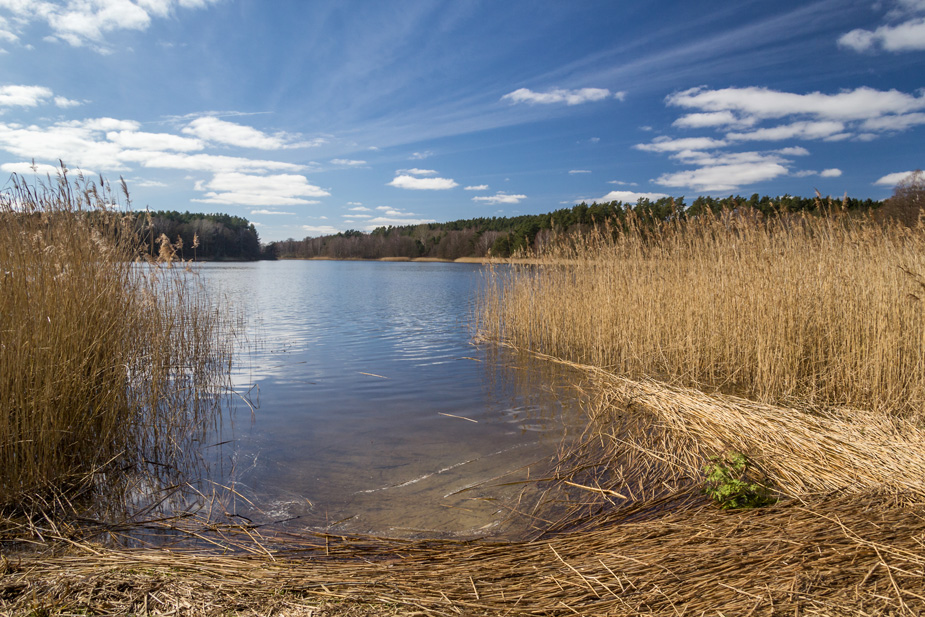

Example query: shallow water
[192,260,586,539]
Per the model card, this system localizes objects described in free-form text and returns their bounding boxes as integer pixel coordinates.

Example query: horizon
[0,1,922,241]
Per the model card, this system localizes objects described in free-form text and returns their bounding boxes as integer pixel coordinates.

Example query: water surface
[198,260,585,538]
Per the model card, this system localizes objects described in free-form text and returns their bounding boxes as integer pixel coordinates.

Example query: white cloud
[0,115,315,179]
[607,180,638,186]
[793,168,843,179]
[106,129,203,151]
[183,116,322,150]
[130,177,167,187]
[0,161,70,176]
[726,120,846,142]
[343,213,371,219]
[0,120,130,171]
[331,158,366,166]
[302,225,340,235]
[635,136,729,152]
[656,161,789,192]
[568,169,591,174]
[472,192,527,205]
[599,190,670,202]
[348,205,370,211]
[775,146,811,156]
[667,86,925,123]
[875,170,921,186]
[0,84,52,108]
[669,149,791,167]
[192,172,330,206]
[861,112,925,131]
[362,216,434,230]
[81,117,141,132]
[127,151,304,173]
[839,17,925,52]
[661,149,800,192]
[0,0,219,51]
[387,174,458,190]
[53,95,82,108]
[501,87,618,106]
[464,184,489,191]
[398,168,437,175]
[672,111,755,129]
[410,150,433,160]
[250,209,295,215]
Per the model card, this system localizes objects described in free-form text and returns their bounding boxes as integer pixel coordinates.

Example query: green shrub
[702,452,775,510]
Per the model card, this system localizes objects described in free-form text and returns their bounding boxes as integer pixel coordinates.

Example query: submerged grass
[0,167,232,523]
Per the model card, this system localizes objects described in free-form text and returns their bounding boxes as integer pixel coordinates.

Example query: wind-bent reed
[0,168,231,513]
[477,208,925,418]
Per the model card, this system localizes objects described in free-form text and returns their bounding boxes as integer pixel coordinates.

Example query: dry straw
[0,166,231,519]
[477,207,925,417]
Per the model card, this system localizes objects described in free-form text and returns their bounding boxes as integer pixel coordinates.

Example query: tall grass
[0,168,231,509]
[477,209,925,417]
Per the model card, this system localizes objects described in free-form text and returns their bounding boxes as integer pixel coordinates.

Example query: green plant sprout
[702,452,775,510]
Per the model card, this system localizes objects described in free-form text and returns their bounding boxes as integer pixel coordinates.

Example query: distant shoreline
[281,255,501,264]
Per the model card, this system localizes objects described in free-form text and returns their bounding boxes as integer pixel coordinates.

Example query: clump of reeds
[477,208,925,418]
[0,166,231,517]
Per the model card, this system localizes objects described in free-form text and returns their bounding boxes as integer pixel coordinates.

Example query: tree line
[270,192,886,260]
[133,210,267,261]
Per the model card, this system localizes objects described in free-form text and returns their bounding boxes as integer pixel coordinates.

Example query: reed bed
[0,168,231,519]
[3,490,923,616]
[6,199,925,615]
[477,209,925,418]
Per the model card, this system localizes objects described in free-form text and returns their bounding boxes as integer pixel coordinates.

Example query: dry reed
[3,489,923,616]
[477,209,925,417]
[0,167,231,519]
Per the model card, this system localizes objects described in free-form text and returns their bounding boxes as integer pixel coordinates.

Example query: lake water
[195,260,586,539]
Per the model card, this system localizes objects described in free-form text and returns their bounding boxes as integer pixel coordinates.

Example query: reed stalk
[0,167,231,514]
[477,209,925,418]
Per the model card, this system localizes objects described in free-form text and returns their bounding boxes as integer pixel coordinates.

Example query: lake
[193,260,586,539]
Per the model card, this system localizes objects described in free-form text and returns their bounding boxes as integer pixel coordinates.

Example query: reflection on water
[194,260,586,539]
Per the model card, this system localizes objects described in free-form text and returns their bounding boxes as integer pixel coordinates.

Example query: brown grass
[477,209,925,417]
[2,489,923,616]
[0,167,232,517]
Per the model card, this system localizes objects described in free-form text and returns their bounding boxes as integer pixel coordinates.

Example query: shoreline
[280,255,539,264]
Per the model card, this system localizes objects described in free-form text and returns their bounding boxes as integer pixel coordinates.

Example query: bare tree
[878,170,925,226]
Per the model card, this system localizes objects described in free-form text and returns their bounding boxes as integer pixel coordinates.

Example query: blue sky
[0,0,923,242]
